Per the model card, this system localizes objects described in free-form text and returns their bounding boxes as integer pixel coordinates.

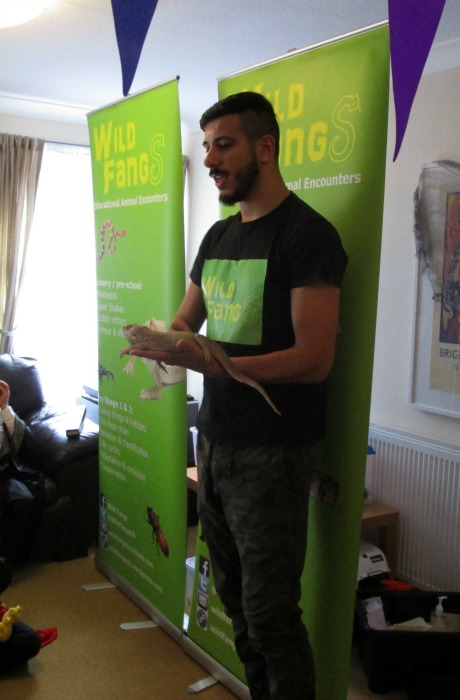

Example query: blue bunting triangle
[389,0,446,160]
[111,0,159,96]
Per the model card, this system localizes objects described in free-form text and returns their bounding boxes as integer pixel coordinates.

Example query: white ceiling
[0,0,459,132]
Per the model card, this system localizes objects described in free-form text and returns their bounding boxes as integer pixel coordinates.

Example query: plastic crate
[355,590,460,693]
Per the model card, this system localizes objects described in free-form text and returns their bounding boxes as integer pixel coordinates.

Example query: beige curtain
[0,134,44,353]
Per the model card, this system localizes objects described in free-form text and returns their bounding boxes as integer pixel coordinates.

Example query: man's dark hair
[200,91,280,157]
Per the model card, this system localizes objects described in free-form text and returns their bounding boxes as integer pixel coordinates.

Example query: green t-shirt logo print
[202,258,266,345]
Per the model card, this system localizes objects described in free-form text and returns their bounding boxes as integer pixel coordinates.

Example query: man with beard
[129,91,347,699]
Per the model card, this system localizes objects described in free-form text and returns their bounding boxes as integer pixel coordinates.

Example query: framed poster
[411,161,460,417]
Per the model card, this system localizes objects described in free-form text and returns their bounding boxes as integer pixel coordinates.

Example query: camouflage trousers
[197,435,317,700]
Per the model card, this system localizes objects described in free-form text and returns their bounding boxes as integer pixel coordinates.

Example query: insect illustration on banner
[98,363,114,382]
[146,506,169,557]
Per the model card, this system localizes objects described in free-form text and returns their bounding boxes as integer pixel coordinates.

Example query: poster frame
[410,162,460,418]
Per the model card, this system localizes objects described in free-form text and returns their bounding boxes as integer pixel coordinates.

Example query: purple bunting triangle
[388,0,446,161]
[111,0,159,96]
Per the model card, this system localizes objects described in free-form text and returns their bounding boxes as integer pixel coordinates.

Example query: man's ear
[257,134,276,163]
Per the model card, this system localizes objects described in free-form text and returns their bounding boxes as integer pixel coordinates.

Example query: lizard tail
[196,335,282,415]
[236,376,281,416]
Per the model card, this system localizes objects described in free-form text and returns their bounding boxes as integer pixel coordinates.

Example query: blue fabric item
[110,0,159,96]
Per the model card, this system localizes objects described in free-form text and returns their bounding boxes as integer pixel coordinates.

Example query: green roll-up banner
[185,24,389,700]
[87,79,187,632]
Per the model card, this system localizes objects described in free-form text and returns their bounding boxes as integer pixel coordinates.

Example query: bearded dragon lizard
[119,323,281,415]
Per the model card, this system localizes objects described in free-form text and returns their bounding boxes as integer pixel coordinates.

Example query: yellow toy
[0,605,22,643]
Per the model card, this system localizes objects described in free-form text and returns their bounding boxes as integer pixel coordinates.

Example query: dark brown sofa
[0,354,99,561]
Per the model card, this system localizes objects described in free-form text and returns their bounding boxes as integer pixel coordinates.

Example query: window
[14,142,98,407]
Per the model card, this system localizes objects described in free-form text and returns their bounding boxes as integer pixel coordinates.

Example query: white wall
[0,111,89,145]
[371,65,460,447]
[182,131,219,278]
[182,130,219,402]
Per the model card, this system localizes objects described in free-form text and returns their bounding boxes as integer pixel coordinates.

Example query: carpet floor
[0,552,408,699]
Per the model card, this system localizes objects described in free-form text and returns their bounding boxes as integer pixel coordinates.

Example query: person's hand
[0,381,10,411]
[128,339,224,379]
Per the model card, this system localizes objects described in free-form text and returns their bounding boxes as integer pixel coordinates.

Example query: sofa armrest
[22,405,98,477]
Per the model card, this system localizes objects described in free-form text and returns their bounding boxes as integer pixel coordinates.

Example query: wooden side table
[362,501,399,572]
[187,466,198,492]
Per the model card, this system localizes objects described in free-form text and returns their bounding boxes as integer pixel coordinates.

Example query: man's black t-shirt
[190,193,348,447]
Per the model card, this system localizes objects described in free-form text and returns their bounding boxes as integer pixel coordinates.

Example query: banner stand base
[95,552,249,697]
[187,675,219,694]
[120,620,158,630]
[182,636,250,700]
[95,552,182,644]
[81,581,116,591]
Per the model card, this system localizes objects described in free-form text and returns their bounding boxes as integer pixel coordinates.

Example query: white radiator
[368,424,460,591]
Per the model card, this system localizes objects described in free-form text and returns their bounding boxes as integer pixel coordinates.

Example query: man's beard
[217,156,260,206]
